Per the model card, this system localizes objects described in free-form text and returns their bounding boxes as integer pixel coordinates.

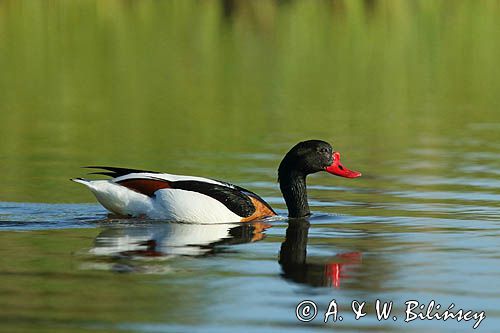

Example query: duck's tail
[70,178,133,216]
[70,177,92,187]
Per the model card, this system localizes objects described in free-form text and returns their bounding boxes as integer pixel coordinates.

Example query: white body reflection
[90,221,269,258]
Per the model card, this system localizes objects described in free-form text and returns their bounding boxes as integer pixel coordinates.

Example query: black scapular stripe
[169,180,256,218]
[215,180,276,215]
[232,185,277,215]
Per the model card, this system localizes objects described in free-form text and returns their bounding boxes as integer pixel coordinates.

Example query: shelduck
[72,140,361,223]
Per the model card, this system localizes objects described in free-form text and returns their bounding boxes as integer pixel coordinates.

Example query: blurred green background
[1,0,499,203]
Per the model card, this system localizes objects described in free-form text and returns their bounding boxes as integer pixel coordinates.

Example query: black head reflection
[279,219,362,288]
[86,221,270,273]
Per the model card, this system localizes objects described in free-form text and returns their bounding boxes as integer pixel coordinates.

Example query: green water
[1,1,499,332]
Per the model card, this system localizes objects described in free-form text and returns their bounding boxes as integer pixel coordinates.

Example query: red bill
[325,152,362,178]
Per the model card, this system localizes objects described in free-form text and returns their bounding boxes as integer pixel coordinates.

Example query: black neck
[278,168,311,218]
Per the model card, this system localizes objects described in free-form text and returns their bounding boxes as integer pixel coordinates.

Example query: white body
[73,173,245,223]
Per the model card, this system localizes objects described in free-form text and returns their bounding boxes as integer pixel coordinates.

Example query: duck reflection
[279,219,362,288]
[91,221,270,258]
[86,218,362,286]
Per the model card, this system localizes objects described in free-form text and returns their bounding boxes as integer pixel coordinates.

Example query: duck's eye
[320,148,328,153]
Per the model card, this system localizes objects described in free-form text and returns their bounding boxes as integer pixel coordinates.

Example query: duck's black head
[278,140,361,179]
[278,140,361,218]
[278,140,335,178]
